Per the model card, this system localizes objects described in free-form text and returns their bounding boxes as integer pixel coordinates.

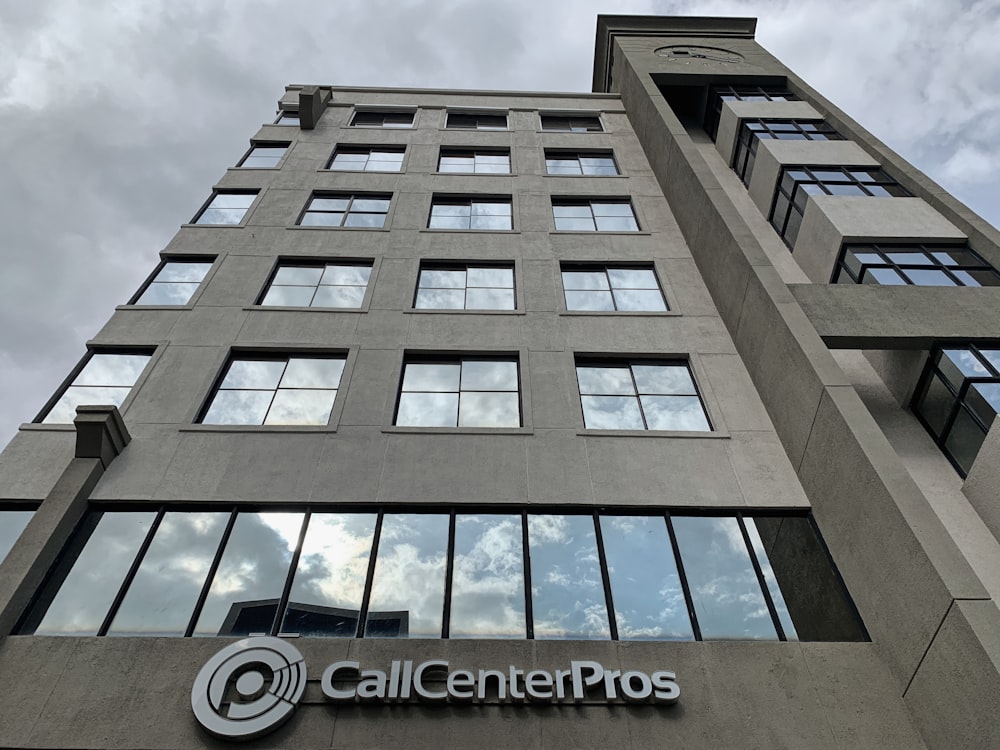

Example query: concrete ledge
[789,284,1000,348]
[716,100,822,167]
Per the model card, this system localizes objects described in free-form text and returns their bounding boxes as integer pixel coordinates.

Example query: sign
[192,637,680,741]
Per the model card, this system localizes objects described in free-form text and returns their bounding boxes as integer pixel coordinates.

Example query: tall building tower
[0,13,996,749]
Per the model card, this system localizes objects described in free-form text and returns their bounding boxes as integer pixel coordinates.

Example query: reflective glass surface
[416,265,514,310]
[36,512,156,635]
[396,359,520,427]
[281,513,377,636]
[135,261,212,305]
[263,263,372,308]
[450,515,525,637]
[193,512,304,636]
[329,148,404,172]
[301,195,389,228]
[528,514,609,639]
[108,512,229,636]
[601,516,692,640]
[672,516,777,640]
[429,200,512,230]
[576,362,709,431]
[239,145,288,168]
[195,192,256,224]
[553,201,638,231]
[0,509,33,565]
[563,266,666,311]
[43,352,151,423]
[365,514,448,638]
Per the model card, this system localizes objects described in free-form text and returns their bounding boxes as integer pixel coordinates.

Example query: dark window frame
[273,111,299,126]
[560,263,668,312]
[427,195,514,231]
[349,110,415,129]
[436,147,512,175]
[540,114,604,132]
[732,120,842,186]
[544,150,620,176]
[127,257,216,306]
[413,261,517,311]
[298,192,393,229]
[551,197,640,232]
[445,111,508,131]
[704,85,799,141]
[236,142,291,169]
[833,243,1000,287]
[326,145,406,173]
[256,258,376,309]
[191,190,259,226]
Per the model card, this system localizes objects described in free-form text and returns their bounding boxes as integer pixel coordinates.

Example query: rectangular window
[545,151,618,176]
[446,112,507,130]
[0,508,33,566]
[415,263,515,310]
[540,114,603,132]
[350,110,414,128]
[395,356,521,427]
[561,264,667,311]
[705,85,799,141]
[38,350,152,424]
[770,166,909,248]
[260,262,373,308]
[437,148,511,174]
[192,191,257,225]
[328,146,405,172]
[913,345,1000,476]
[130,259,213,306]
[733,120,842,186]
[575,359,711,431]
[552,199,638,231]
[22,507,864,642]
[834,243,1000,286]
[200,354,346,426]
[274,111,299,126]
[428,196,512,230]
[236,143,290,168]
[299,193,391,228]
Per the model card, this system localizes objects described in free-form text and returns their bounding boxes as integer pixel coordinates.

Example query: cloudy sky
[1,0,997,449]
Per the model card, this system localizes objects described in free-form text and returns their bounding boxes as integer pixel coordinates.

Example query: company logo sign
[193,638,679,741]
[190,637,307,741]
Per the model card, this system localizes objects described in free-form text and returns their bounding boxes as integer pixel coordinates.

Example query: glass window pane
[420,270,466,289]
[612,289,667,311]
[671,516,777,640]
[273,267,324,286]
[136,282,200,305]
[402,363,461,392]
[396,392,459,427]
[44,386,133,423]
[945,407,988,475]
[262,286,316,307]
[887,252,934,266]
[565,290,615,311]
[432,204,472,217]
[209,193,256,209]
[591,202,634,217]
[343,213,386,228]
[941,348,989,384]
[640,395,711,431]
[594,215,639,232]
[351,199,390,213]
[601,515,692,640]
[459,392,520,427]
[301,213,344,227]
[281,513,377,637]
[280,358,345,389]
[221,360,286,389]
[576,366,635,395]
[902,269,956,286]
[608,269,657,289]
[0,510,32,565]
[461,360,518,390]
[581,395,644,429]
[415,289,466,309]
[265,390,336,425]
[450,515,525,638]
[365,514,448,638]
[321,265,371,286]
[193,512,305,636]
[310,198,350,211]
[429,215,470,230]
[528,514,609,639]
[562,271,609,290]
[156,262,212,283]
[555,217,596,231]
[312,286,366,308]
[632,365,695,395]
[467,267,513,288]
[552,204,593,218]
[472,202,511,216]
[966,382,1000,428]
[742,519,796,639]
[915,373,956,438]
[471,214,512,230]
[107,512,229,636]
[202,390,274,425]
[866,267,906,285]
[36,512,156,635]
[465,288,515,310]
[76,354,150,386]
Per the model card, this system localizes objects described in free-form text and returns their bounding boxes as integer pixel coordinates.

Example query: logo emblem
[191,637,307,741]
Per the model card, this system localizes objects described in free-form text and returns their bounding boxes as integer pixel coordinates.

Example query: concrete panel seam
[902,599,954,699]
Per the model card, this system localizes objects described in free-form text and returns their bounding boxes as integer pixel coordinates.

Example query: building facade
[0,14,997,749]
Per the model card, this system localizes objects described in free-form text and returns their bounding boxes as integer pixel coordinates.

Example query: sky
[1,0,999,449]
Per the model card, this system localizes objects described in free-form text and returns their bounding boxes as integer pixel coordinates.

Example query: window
[260,262,373,308]
[545,151,619,176]
[395,356,520,427]
[350,110,414,128]
[39,350,152,424]
[22,506,864,642]
[446,112,507,130]
[274,111,299,126]
[328,146,405,172]
[438,149,510,174]
[705,85,799,141]
[415,263,515,310]
[299,193,391,228]
[834,243,1000,287]
[236,143,289,168]
[913,345,1000,476]
[200,354,346,426]
[192,191,257,225]
[131,259,213,305]
[733,120,842,186]
[575,359,710,431]
[428,197,512,230]
[0,508,33,566]
[552,199,638,231]
[770,167,909,248]
[540,114,603,132]
[562,265,666,311]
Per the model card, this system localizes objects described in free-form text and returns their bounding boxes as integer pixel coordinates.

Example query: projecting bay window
[704,85,800,141]
[21,507,865,642]
[913,345,1000,476]
[732,120,842,186]
[770,166,909,248]
[834,243,1000,286]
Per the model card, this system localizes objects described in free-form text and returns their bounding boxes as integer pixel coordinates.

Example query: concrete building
[0,13,998,749]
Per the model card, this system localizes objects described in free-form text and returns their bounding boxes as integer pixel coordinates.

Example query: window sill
[181,223,250,229]
[20,423,75,432]
[244,305,369,313]
[320,169,404,174]
[432,172,518,177]
[405,309,524,316]
[576,429,728,438]
[543,174,626,178]
[559,310,679,317]
[227,167,281,172]
[383,426,532,435]
[550,231,650,236]
[116,304,195,312]
[286,226,391,232]
[180,425,337,434]
[419,229,519,234]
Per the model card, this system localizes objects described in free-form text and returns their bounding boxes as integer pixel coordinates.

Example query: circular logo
[655,45,744,64]
[191,637,307,741]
